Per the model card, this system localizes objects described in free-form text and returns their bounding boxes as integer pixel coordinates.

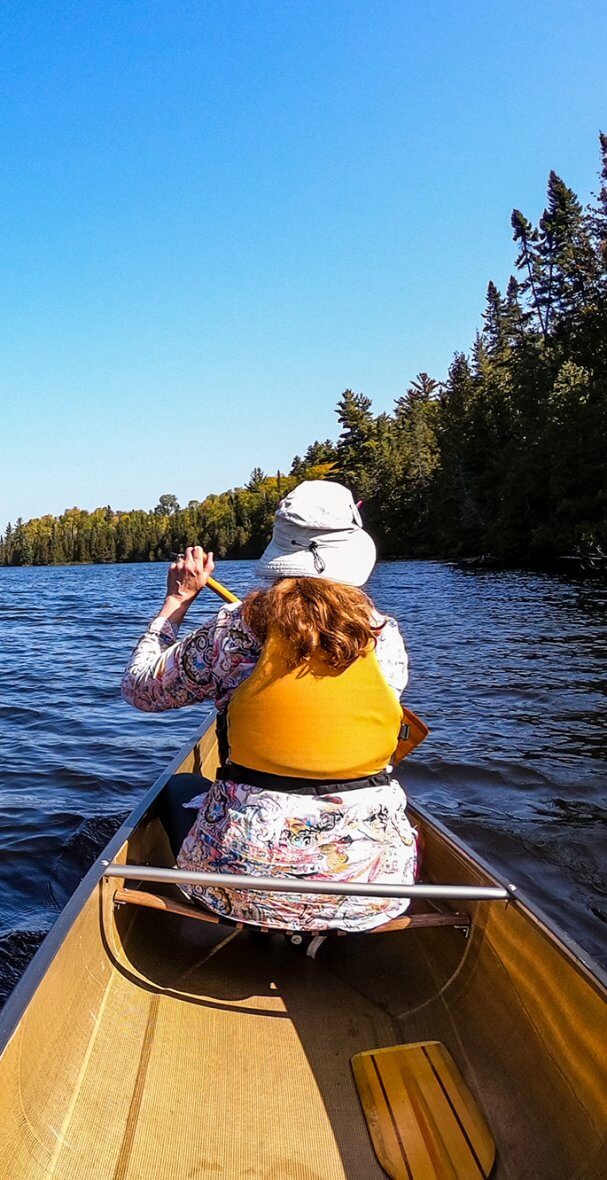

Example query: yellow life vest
[226,629,403,780]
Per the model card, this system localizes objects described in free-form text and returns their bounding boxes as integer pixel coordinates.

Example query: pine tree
[289,455,305,477]
[503,275,528,346]
[589,132,607,275]
[335,390,377,499]
[511,208,548,340]
[246,467,266,490]
[433,353,486,551]
[2,522,13,564]
[482,282,507,355]
[303,439,337,466]
[537,172,598,338]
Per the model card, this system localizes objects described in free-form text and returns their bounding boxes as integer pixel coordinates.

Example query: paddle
[205,573,429,761]
[170,557,241,605]
[206,575,239,604]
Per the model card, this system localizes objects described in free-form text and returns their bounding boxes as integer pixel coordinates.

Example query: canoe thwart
[352,1040,496,1179]
[103,862,513,901]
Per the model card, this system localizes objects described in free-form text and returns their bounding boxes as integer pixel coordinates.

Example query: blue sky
[1,0,606,527]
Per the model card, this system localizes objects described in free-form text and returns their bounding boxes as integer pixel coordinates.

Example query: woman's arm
[375,615,409,697]
[121,547,218,712]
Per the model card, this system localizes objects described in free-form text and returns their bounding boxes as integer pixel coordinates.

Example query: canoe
[0,715,605,1180]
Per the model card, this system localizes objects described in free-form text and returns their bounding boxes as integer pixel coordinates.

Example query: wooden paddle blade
[352,1041,495,1179]
[393,708,430,763]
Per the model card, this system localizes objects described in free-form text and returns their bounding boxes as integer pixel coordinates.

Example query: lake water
[0,560,605,1003]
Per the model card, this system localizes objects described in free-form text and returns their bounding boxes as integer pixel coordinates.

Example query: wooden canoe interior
[0,723,605,1179]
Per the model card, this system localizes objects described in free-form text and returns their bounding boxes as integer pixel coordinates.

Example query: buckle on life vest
[393,709,430,765]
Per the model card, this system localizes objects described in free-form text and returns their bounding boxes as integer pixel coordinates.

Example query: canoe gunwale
[406,799,607,994]
[1,712,606,1059]
[0,718,212,1054]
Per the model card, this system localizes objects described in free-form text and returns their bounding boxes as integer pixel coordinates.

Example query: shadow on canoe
[0,717,605,1179]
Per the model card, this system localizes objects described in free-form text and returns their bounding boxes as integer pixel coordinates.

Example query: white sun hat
[256,480,376,587]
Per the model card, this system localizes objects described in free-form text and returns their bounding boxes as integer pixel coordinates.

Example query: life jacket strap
[215,709,230,768]
[216,762,392,796]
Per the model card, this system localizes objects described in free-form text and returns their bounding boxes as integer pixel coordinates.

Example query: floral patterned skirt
[176,778,418,933]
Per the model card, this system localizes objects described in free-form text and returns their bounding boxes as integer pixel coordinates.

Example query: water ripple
[0,559,605,1004]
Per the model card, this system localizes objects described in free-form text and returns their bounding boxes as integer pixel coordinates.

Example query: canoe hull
[0,718,605,1179]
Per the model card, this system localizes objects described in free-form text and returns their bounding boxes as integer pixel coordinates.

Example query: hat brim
[256,529,376,587]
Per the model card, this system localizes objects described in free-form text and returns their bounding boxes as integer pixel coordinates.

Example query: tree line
[2,134,607,568]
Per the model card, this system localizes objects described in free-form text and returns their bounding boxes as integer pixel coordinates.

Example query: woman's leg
[157,773,212,859]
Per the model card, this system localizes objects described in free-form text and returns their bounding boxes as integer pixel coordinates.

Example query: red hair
[241,577,381,671]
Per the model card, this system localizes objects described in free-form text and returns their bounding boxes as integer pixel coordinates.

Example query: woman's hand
[167,546,215,601]
[159,546,215,628]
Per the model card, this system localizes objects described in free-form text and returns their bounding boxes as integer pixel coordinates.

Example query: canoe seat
[112,887,470,935]
[352,1041,495,1179]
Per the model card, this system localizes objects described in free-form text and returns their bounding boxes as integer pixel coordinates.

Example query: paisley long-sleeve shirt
[122,602,418,932]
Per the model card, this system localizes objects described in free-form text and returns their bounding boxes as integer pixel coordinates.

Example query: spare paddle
[205,573,429,760]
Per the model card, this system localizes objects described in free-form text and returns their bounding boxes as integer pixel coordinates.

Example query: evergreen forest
[3,135,607,569]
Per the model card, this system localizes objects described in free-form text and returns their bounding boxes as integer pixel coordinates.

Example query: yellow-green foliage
[2,466,334,565]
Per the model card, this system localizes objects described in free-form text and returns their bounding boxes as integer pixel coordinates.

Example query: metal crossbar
[102,862,513,901]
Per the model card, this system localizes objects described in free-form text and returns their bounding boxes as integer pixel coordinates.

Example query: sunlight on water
[0,559,605,1002]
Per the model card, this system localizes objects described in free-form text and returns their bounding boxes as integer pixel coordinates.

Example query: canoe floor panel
[47,920,396,1180]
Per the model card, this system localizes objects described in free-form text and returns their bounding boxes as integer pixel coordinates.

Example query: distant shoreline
[0,554,602,577]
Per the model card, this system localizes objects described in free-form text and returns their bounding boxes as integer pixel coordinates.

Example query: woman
[121,481,417,933]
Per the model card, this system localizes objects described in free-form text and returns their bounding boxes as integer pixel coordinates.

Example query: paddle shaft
[169,554,239,605]
[206,575,239,604]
